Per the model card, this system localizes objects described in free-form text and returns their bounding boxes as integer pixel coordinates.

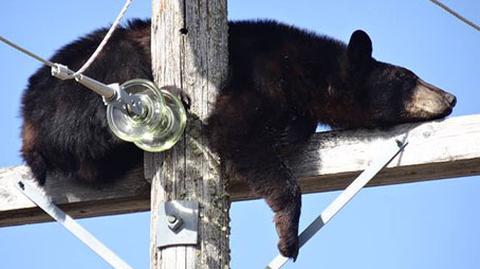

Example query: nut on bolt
[167,215,183,232]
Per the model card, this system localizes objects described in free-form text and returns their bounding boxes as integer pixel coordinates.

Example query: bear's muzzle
[406,79,456,120]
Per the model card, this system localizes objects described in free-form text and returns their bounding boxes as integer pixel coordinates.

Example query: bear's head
[336,30,456,128]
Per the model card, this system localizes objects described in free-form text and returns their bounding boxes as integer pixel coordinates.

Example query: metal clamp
[51,64,116,101]
[51,64,146,118]
[157,200,199,248]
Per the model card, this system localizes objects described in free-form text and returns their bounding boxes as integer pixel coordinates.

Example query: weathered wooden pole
[147,0,230,268]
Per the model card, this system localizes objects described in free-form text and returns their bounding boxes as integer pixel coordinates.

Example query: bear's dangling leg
[230,145,301,260]
[206,92,305,259]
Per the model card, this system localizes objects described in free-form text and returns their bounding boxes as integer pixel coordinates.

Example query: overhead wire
[0,35,55,67]
[429,0,480,32]
[0,0,133,80]
[69,0,133,78]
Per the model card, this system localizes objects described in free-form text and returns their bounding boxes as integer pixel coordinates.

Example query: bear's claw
[278,236,299,261]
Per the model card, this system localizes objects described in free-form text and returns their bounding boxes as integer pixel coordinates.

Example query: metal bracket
[157,200,199,248]
[103,84,147,118]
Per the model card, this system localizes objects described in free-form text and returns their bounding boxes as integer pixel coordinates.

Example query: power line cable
[0,0,133,79]
[69,0,132,78]
[0,35,55,67]
[429,0,480,32]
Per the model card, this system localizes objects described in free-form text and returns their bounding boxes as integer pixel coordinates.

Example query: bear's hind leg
[230,145,301,260]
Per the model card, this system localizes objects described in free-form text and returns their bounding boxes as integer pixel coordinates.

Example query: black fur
[21,20,151,184]
[20,19,455,259]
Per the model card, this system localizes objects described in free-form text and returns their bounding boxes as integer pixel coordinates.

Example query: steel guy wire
[0,35,55,67]
[429,0,480,32]
[68,0,133,79]
[0,0,133,80]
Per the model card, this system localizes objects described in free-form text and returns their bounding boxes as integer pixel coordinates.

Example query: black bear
[20,19,456,260]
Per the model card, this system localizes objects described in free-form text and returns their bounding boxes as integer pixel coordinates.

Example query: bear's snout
[405,79,456,120]
[444,91,457,107]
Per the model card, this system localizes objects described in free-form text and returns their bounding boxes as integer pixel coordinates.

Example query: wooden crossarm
[1,114,479,227]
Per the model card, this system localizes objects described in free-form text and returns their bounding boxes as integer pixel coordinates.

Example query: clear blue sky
[1,1,479,268]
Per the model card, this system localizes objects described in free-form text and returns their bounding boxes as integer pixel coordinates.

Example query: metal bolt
[167,215,183,232]
[167,215,176,223]
[126,98,147,118]
[395,139,403,148]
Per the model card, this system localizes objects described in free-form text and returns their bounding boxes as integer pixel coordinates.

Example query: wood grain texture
[0,165,149,227]
[148,1,230,269]
[1,114,479,227]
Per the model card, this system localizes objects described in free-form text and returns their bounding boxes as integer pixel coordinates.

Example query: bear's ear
[347,30,372,66]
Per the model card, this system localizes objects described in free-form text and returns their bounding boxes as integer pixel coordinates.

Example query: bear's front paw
[274,211,300,261]
[278,233,299,261]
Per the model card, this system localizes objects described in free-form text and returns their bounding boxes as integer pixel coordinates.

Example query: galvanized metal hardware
[167,215,184,232]
[1,30,187,153]
[157,200,199,248]
[51,63,187,153]
[49,61,189,154]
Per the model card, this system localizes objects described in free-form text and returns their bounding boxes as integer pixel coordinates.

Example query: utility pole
[148,0,230,268]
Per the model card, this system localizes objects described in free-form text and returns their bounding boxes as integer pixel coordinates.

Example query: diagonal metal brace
[266,137,408,269]
[15,180,133,269]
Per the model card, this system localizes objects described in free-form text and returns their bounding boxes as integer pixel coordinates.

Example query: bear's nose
[445,93,457,107]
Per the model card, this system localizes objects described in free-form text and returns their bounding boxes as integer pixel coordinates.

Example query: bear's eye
[396,68,418,81]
